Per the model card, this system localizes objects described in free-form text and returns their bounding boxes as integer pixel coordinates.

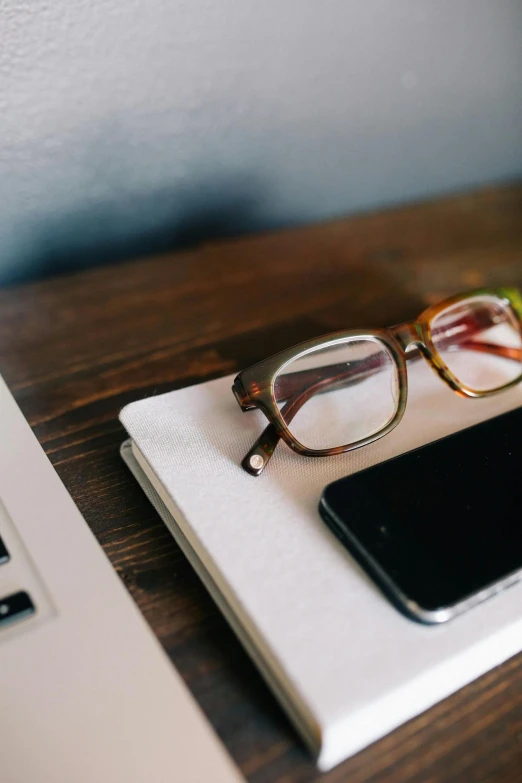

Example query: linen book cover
[119,361,522,771]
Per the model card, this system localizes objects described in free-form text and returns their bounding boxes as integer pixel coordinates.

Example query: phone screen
[320,406,522,619]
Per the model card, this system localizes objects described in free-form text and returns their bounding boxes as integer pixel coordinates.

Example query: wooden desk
[2,184,522,782]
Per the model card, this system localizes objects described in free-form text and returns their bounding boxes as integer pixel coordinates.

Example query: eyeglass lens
[430,295,522,392]
[273,338,399,450]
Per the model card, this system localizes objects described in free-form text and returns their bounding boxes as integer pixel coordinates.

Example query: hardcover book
[119,361,522,770]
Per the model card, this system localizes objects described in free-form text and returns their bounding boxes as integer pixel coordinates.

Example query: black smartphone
[319,406,522,624]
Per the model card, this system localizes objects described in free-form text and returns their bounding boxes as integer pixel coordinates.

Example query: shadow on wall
[7,175,270,285]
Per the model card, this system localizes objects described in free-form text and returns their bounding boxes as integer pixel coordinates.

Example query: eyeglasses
[232,288,522,476]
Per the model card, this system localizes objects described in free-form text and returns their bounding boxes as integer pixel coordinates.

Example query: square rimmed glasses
[232,288,522,476]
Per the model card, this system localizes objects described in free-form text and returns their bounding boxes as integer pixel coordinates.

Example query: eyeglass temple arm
[240,318,522,476]
[240,359,384,475]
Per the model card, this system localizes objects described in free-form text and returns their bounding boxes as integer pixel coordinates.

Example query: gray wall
[1,1,522,283]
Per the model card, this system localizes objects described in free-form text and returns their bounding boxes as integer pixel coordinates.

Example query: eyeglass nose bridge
[392,321,428,354]
[392,320,464,393]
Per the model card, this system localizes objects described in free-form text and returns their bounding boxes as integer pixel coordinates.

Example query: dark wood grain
[2,183,522,782]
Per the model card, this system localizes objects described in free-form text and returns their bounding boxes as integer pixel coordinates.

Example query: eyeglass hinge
[232,378,255,411]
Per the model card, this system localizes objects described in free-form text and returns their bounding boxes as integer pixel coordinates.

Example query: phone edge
[318,495,522,626]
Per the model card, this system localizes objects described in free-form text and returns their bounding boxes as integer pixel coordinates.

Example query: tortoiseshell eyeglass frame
[232,287,522,476]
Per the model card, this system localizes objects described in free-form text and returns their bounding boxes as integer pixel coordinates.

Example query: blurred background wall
[1,0,522,283]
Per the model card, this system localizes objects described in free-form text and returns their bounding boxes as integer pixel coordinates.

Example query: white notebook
[119,361,522,771]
